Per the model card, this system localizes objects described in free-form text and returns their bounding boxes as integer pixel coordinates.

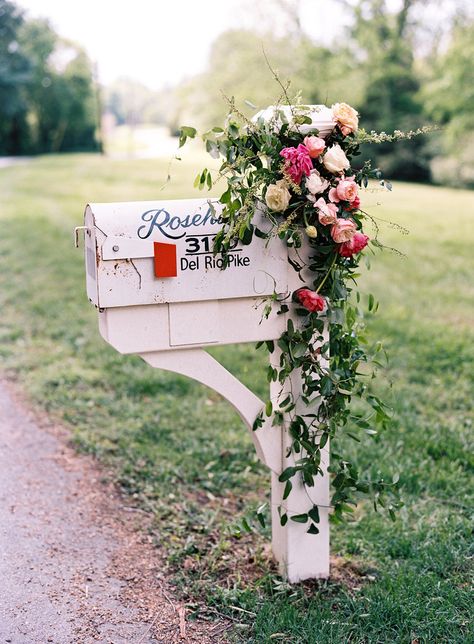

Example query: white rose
[265,180,291,212]
[305,170,330,195]
[323,144,350,174]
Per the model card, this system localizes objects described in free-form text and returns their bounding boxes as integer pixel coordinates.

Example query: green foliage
[0,0,99,154]
[103,77,173,127]
[0,0,31,154]
[422,18,474,187]
[181,99,408,528]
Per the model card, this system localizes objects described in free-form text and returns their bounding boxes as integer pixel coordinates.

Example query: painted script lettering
[137,207,221,240]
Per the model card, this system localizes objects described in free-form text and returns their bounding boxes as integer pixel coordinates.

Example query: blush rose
[314,197,338,225]
[331,218,357,243]
[329,176,359,203]
[303,135,326,158]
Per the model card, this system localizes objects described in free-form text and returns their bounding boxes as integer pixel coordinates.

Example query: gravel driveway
[0,380,225,643]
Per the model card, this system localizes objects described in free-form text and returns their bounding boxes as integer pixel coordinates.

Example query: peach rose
[331,218,357,243]
[332,102,359,136]
[314,197,338,225]
[303,135,326,158]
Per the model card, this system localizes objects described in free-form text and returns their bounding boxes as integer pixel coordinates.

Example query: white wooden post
[270,346,330,582]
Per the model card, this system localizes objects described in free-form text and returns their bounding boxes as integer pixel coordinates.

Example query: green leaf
[265,400,273,417]
[278,466,296,483]
[283,480,292,500]
[290,513,309,523]
[308,506,320,523]
[307,524,320,534]
[292,343,307,358]
[178,125,197,147]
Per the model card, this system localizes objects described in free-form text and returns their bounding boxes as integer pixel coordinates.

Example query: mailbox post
[77,195,330,582]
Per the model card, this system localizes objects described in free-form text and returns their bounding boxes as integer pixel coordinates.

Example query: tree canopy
[0,0,99,155]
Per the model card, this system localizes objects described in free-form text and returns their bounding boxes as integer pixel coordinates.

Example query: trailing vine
[178,97,422,533]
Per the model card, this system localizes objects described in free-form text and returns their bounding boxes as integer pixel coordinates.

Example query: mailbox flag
[154,242,177,278]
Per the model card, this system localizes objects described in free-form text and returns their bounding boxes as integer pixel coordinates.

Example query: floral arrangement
[179,98,408,533]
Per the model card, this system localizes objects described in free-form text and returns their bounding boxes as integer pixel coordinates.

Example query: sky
[16,0,348,89]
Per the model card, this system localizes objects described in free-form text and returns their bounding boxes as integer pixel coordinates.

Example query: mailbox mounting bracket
[140,348,282,472]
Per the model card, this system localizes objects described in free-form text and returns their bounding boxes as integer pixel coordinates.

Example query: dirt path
[0,380,227,643]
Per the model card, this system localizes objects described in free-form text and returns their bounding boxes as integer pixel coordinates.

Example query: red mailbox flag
[154,242,177,278]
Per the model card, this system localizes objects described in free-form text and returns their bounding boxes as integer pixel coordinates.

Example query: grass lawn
[0,153,472,643]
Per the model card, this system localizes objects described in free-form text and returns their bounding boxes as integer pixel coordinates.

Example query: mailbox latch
[74,226,90,248]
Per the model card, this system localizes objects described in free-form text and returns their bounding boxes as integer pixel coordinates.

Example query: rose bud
[296,288,326,313]
[305,225,318,238]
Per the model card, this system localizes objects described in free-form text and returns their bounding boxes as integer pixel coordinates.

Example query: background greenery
[0,154,472,642]
[0,0,99,154]
[2,0,474,185]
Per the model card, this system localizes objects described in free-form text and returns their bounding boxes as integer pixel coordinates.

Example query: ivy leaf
[283,480,292,500]
[308,505,320,523]
[178,125,197,147]
[307,524,320,535]
[292,343,307,358]
[278,466,296,482]
[290,513,309,523]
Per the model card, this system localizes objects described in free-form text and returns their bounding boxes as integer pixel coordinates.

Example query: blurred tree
[0,0,99,155]
[19,18,99,153]
[104,78,170,126]
[174,29,307,130]
[0,0,31,154]
[421,18,474,186]
[345,0,431,181]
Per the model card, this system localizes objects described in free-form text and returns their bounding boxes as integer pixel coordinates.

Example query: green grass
[1,154,472,643]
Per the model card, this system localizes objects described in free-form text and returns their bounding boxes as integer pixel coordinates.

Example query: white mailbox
[83,198,294,355]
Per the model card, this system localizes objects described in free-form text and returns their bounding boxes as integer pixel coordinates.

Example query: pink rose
[296,288,326,313]
[280,144,313,184]
[331,218,357,243]
[314,197,338,225]
[338,232,369,257]
[348,196,361,210]
[328,176,359,204]
[336,177,358,202]
[303,136,326,159]
[328,186,339,203]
